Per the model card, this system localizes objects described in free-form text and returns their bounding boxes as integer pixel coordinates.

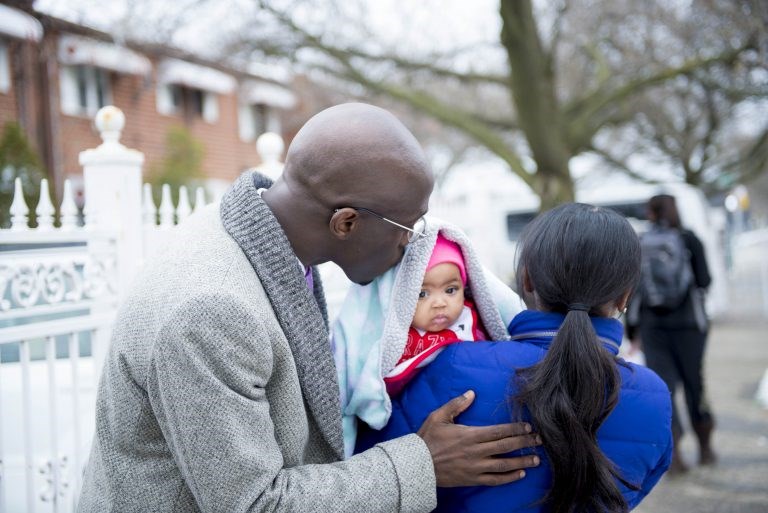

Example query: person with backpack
[627,194,716,475]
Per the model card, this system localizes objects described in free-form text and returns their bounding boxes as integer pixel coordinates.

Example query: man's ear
[329,208,359,240]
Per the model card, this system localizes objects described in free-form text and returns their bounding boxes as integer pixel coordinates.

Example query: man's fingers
[429,390,476,423]
[472,469,530,487]
[474,454,541,475]
[473,433,542,457]
[464,421,534,444]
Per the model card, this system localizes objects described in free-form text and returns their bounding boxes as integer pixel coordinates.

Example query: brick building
[0,1,298,203]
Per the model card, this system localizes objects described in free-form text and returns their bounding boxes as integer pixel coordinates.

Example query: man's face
[340,208,424,285]
[336,170,432,284]
[411,263,465,332]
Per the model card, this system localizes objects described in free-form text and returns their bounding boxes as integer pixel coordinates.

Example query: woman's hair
[647,194,681,228]
[513,203,641,513]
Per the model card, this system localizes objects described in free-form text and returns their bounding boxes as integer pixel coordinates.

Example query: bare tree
[94,0,766,209]
[584,0,768,193]
[212,0,760,208]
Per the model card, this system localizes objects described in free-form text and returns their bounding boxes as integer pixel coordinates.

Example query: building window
[157,84,218,123]
[0,39,10,94]
[157,83,182,115]
[60,64,111,116]
[238,103,280,142]
[190,89,204,117]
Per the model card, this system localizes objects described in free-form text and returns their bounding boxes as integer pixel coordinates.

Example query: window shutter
[266,107,281,133]
[0,40,10,94]
[238,103,255,142]
[59,65,80,115]
[202,92,219,123]
[156,83,174,115]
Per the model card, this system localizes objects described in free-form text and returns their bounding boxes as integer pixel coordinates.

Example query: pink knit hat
[426,234,467,285]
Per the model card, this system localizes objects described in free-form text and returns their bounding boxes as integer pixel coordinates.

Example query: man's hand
[417,390,542,487]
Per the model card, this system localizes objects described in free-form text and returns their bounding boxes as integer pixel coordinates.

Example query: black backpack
[640,225,693,310]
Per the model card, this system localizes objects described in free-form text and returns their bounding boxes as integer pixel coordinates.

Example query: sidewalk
[635,314,768,513]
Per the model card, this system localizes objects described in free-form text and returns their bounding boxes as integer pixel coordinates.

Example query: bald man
[78,104,539,513]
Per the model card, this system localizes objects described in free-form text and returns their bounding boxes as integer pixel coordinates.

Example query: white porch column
[79,106,144,299]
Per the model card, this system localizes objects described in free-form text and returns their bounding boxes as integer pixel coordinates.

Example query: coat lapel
[219,171,344,459]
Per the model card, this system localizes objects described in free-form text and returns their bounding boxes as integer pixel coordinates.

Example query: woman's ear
[616,289,633,312]
[520,267,537,310]
[521,267,534,294]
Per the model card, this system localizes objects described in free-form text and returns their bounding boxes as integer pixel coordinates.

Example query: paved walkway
[635,314,768,513]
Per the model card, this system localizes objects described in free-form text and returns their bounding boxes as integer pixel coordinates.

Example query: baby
[332,220,521,457]
[384,235,488,396]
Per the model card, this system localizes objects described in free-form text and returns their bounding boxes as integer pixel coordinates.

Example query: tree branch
[259,0,534,186]
[587,145,665,185]
[339,65,534,187]
[564,44,751,145]
[695,86,721,172]
[721,126,768,185]
[339,47,510,86]
[256,1,509,86]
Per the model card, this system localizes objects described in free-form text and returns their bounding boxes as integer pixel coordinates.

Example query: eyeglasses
[335,207,428,242]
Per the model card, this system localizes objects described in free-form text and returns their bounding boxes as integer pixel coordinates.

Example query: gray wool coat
[77,172,436,513]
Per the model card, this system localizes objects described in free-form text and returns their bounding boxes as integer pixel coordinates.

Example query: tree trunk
[500,0,575,210]
[534,171,575,211]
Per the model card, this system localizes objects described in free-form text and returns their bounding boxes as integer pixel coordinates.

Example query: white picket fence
[0,106,212,513]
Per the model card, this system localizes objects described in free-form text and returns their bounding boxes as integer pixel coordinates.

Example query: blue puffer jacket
[357,310,673,512]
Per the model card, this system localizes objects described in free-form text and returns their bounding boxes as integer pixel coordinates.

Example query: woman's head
[647,194,681,228]
[515,203,641,318]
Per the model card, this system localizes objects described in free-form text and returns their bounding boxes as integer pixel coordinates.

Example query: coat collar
[507,310,624,354]
[219,171,342,459]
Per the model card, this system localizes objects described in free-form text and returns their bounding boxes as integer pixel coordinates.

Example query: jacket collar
[219,171,342,459]
[507,310,623,354]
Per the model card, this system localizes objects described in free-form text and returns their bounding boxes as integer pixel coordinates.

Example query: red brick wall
[0,77,16,133]
[58,61,265,185]
[4,30,277,193]
[0,37,45,162]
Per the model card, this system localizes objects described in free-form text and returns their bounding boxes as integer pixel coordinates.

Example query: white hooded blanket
[332,219,523,457]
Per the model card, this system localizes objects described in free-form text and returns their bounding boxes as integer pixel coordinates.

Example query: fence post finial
[60,179,79,229]
[159,184,175,228]
[142,183,157,226]
[177,185,192,222]
[194,187,206,213]
[10,177,30,231]
[94,105,126,148]
[36,178,55,230]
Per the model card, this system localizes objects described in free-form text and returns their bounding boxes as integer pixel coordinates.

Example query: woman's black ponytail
[513,203,642,513]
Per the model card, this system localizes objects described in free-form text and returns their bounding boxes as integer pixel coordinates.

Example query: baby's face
[412,262,465,332]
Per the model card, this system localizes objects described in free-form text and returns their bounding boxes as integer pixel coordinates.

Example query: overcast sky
[33,0,503,58]
[31,0,766,193]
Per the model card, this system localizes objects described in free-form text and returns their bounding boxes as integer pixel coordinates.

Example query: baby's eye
[446,287,458,295]
[418,290,428,299]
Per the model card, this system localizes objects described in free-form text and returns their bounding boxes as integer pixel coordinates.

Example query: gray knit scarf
[219,171,344,459]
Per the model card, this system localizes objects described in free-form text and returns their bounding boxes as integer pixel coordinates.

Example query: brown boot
[668,429,689,475]
[693,418,717,465]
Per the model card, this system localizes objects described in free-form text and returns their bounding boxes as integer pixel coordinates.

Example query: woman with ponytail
[358,203,673,512]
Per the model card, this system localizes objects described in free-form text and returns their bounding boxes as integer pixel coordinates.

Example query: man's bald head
[264,103,434,284]
[282,103,433,213]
